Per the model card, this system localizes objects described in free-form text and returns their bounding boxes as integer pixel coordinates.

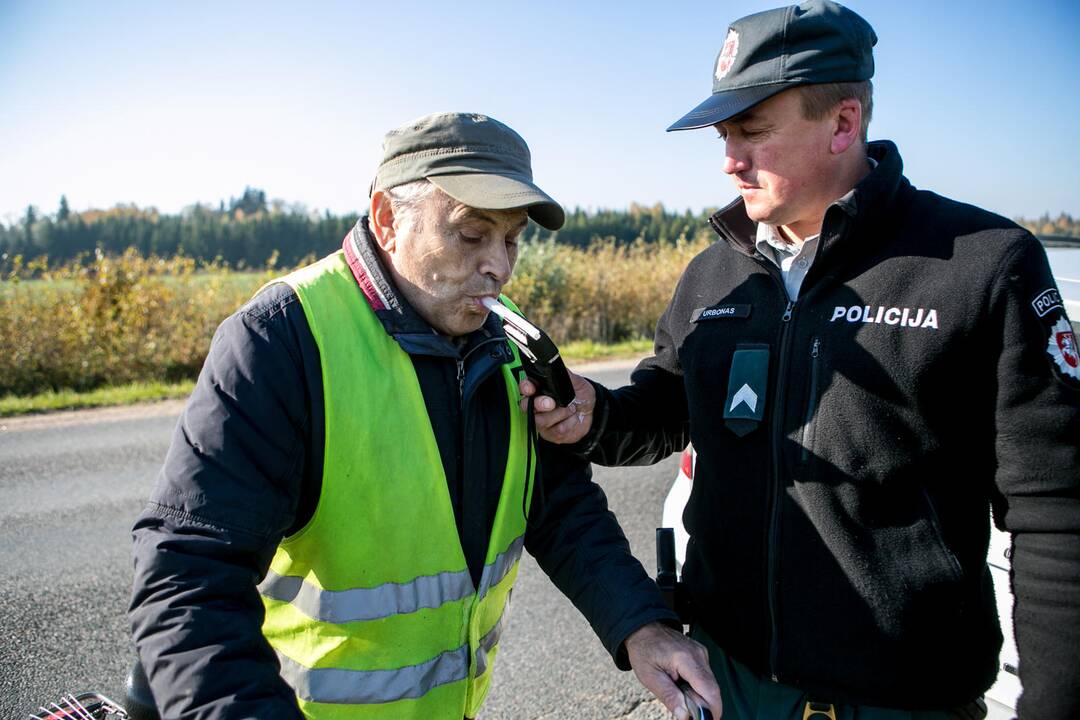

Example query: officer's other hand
[518,370,595,444]
[625,622,722,720]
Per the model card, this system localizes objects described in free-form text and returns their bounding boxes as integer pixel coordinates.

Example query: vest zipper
[799,338,821,463]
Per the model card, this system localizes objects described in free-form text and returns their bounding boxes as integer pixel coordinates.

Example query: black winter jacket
[128,220,677,719]
[579,142,1080,717]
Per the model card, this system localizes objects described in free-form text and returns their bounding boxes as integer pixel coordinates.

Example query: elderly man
[528,2,1080,719]
[128,112,719,720]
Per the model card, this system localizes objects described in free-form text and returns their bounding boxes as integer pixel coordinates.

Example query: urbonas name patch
[692,304,751,322]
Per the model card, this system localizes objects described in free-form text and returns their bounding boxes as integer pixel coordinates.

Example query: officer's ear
[830,98,862,156]
[370,190,397,253]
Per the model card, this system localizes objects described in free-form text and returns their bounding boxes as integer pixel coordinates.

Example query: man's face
[385,190,527,337]
[715,89,838,238]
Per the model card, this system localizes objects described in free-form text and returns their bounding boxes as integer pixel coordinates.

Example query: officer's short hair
[798,80,873,143]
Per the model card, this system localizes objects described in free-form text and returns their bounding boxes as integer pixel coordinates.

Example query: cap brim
[428,173,565,231]
[666,83,791,131]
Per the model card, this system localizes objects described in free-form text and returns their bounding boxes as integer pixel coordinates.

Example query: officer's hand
[518,371,595,444]
[624,622,722,720]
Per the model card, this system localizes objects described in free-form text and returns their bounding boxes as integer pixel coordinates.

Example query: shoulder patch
[1047,316,1080,383]
[1031,288,1063,318]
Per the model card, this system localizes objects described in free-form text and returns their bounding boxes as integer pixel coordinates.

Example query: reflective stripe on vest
[259,535,524,624]
[274,586,514,705]
[259,251,532,719]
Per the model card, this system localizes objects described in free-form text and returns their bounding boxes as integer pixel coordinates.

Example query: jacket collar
[709,140,911,264]
[342,217,512,363]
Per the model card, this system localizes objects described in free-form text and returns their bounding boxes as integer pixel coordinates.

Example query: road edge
[0,356,646,432]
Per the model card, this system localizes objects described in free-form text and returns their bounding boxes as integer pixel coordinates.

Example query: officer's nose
[722,139,750,175]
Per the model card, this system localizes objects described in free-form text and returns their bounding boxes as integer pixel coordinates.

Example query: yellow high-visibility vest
[259,251,532,719]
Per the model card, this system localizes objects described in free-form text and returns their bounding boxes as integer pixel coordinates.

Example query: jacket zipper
[458,336,504,405]
[455,357,466,524]
[456,338,503,477]
[723,215,842,683]
[455,336,509,599]
[800,338,821,463]
[767,295,795,682]
[457,359,465,405]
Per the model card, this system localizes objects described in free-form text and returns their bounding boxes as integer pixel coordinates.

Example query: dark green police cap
[372,112,565,231]
[668,0,877,131]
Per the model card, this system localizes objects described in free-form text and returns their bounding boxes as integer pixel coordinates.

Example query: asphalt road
[0,360,679,719]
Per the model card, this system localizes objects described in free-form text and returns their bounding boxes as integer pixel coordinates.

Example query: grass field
[0,380,197,416]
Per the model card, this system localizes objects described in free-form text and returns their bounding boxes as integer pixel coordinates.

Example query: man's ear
[830,98,862,155]
[369,191,396,253]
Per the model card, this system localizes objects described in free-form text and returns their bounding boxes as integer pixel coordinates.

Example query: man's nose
[481,241,513,284]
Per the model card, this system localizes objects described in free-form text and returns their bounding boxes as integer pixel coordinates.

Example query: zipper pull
[782,301,794,322]
[457,359,465,402]
[811,338,820,357]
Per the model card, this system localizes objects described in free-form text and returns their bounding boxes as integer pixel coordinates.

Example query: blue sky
[2,0,1078,226]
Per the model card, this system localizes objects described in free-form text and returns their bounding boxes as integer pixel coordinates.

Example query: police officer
[527,2,1080,718]
[129,112,721,720]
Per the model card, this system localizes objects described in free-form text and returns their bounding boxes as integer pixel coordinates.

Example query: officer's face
[715,89,840,240]
[381,189,527,337]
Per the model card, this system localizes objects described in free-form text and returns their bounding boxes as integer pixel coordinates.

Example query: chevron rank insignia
[724,344,769,436]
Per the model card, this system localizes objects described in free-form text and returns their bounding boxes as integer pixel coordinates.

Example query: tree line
[0,189,719,273]
[2,189,1075,273]
[0,190,357,272]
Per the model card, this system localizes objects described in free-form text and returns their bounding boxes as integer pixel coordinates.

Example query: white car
[662,242,1080,719]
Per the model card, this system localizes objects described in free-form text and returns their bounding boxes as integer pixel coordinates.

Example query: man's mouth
[469,293,500,310]
[733,174,759,191]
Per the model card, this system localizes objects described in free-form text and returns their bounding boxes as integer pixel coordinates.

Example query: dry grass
[504,235,710,344]
[1,237,710,397]
[1,250,276,396]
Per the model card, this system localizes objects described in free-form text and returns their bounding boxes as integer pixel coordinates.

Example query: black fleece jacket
[128,221,677,719]
[578,142,1080,718]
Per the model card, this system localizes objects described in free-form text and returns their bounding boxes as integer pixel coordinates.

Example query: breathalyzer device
[481,297,576,408]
